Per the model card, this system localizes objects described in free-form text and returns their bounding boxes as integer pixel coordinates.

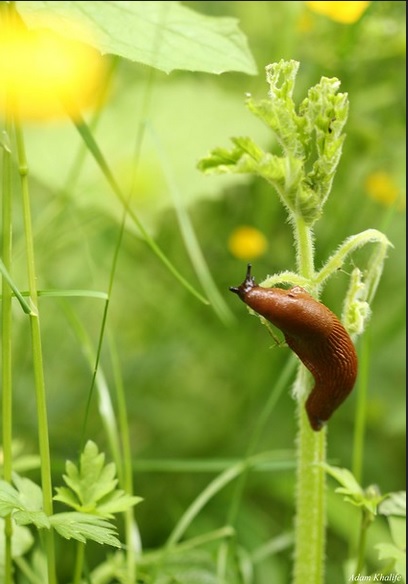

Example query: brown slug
[230,264,358,431]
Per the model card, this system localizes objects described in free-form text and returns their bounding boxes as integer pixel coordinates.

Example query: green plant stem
[292,218,327,584]
[293,377,327,584]
[109,335,140,581]
[294,216,315,281]
[354,510,371,575]
[2,107,13,584]
[14,122,56,584]
[352,332,370,485]
[73,541,85,584]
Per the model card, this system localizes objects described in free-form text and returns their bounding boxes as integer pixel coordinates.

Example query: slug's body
[230,265,358,431]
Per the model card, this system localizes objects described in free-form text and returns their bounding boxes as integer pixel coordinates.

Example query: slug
[230,264,358,431]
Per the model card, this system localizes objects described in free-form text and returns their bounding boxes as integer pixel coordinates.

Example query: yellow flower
[305,1,371,24]
[0,22,106,121]
[364,171,404,210]
[228,226,268,260]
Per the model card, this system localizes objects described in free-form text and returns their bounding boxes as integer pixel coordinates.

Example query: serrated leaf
[56,440,140,517]
[16,1,257,75]
[50,512,121,547]
[59,441,117,509]
[13,509,50,529]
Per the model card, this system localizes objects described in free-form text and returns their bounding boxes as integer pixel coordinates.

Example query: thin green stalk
[165,451,292,550]
[71,114,208,306]
[109,335,141,580]
[14,122,57,584]
[139,527,235,567]
[352,333,370,485]
[216,355,297,580]
[13,556,44,584]
[294,216,315,282]
[72,541,85,584]
[0,260,37,314]
[292,219,327,584]
[2,106,13,584]
[226,355,297,524]
[293,371,327,584]
[354,509,371,575]
[149,125,233,325]
[161,452,295,582]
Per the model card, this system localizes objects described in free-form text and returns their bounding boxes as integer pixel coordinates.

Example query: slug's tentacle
[230,264,358,431]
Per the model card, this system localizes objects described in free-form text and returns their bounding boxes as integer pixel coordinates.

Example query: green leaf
[0,518,34,565]
[54,440,141,517]
[388,516,406,550]
[0,476,50,529]
[379,491,406,517]
[375,542,406,581]
[198,137,264,174]
[375,493,406,581]
[322,464,364,496]
[0,481,22,516]
[12,474,43,512]
[97,490,143,517]
[16,1,257,75]
[322,464,385,516]
[50,512,121,547]
[52,486,80,510]
[58,441,117,511]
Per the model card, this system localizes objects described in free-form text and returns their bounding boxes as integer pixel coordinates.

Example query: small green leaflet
[54,440,142,517]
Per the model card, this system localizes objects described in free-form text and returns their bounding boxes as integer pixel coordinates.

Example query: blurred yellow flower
[228,226,268,260]
[364,171,405,210]
[305,1,371,24]
[0,23,106,121]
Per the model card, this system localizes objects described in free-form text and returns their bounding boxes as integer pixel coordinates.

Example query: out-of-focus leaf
[0,477,50,529]
[16,0,257,75]
[0,518,34,566]
[376,542,406,581]
[379,491,406,517]
[22,77,271,233]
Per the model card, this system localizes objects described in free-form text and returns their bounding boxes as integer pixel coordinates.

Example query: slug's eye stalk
[229,263,257,298]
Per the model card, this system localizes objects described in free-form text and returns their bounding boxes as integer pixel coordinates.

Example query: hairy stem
[293,371,327,584]
[292,219,327,584]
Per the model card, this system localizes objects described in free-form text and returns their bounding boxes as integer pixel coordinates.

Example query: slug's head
[229,263,257,299]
